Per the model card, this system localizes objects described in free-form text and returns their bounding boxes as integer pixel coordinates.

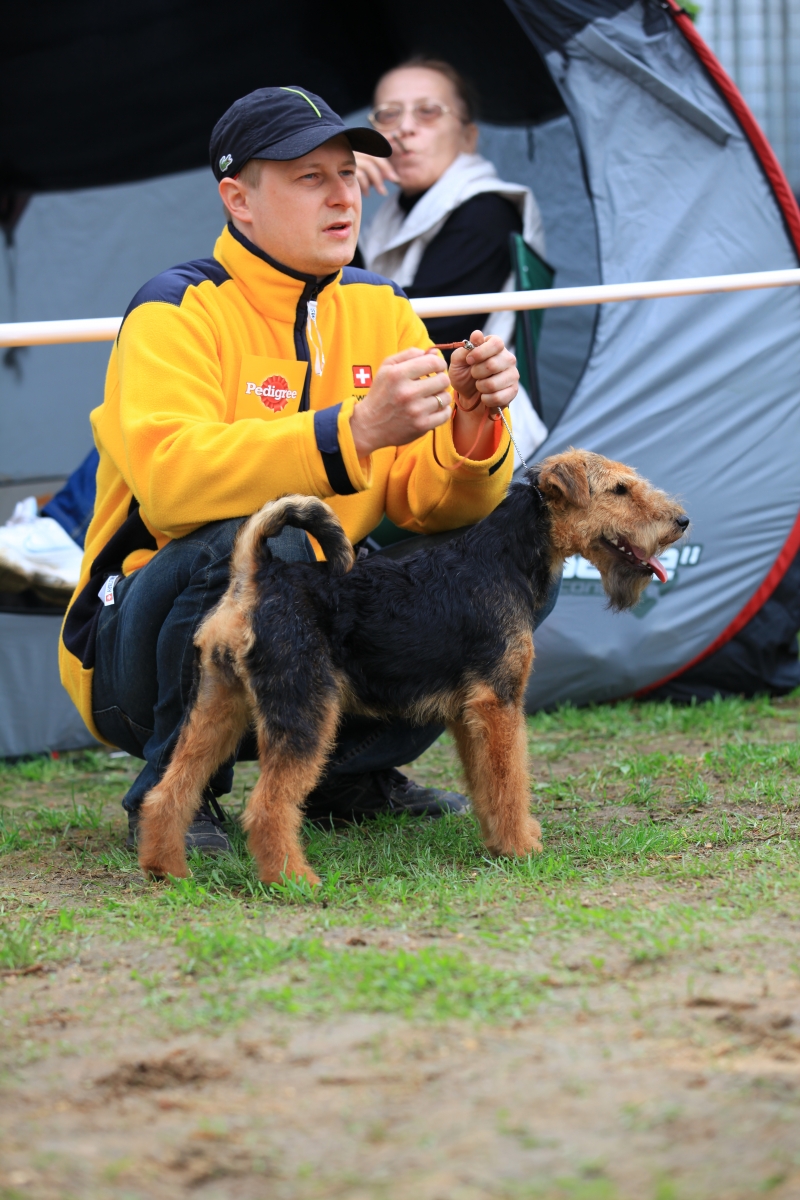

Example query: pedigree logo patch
[236,356,308,423]
[247,375,296,412]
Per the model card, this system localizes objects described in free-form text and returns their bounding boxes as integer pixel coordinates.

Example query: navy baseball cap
[210,86,392,181]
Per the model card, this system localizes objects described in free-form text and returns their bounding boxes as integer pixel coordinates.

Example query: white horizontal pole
[410,267,800,319]
[0,316,123,347]
[1,268,799,347]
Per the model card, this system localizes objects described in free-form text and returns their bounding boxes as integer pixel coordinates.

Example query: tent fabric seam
[575,24,731,145]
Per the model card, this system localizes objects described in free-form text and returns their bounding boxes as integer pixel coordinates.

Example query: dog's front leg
[451,687,542,858]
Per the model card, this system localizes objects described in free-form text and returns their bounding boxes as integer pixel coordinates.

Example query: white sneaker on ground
[0,499,83,599]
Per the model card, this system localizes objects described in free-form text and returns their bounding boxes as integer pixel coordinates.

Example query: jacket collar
[214,223,339,317]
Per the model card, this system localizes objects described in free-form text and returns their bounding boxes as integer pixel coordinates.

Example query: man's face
[220,134,362,277]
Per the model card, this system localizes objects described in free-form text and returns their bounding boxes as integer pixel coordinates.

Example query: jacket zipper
[294,271,337,411]
[223,227,335,411]
[294,282,317,412]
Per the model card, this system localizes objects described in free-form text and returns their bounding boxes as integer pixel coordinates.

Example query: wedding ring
[436,394,446,409]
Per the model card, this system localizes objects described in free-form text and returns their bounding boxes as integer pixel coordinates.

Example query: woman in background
[356,58,548,465]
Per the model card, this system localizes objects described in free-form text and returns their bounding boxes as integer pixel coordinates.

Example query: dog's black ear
[537,455,591,508]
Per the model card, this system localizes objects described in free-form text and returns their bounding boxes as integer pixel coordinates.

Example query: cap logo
[280,87,322,118]
[219,154,233,172]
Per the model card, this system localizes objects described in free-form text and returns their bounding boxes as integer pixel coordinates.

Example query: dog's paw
[525,816,544,853]
[138,832,190,881]
[519,816,544,855]
[139,858,191,881]
[259,865,321,888]
[488,817,543,858]
[147,868,193,882]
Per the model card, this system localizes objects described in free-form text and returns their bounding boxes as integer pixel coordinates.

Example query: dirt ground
[2,694,800,1200]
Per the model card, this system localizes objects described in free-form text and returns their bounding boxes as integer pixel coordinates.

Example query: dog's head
[531,449,689,611]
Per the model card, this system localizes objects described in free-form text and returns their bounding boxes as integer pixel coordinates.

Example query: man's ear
[537,455,591,508]
[219,177,252,225]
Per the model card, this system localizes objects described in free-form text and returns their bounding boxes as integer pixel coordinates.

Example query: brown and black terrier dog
[137,449,688,886]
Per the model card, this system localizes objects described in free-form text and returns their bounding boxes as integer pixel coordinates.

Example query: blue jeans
[92,518,560,813]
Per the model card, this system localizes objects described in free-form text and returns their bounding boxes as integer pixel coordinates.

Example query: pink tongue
[628,542,668,583]
[647,555,668,584]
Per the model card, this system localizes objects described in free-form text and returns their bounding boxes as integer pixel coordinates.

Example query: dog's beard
[602,563,654,612]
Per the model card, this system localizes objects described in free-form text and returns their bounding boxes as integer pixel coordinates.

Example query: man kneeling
[60,85,550,852]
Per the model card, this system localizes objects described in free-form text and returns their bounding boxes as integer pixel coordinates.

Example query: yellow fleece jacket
[60,223,512,737]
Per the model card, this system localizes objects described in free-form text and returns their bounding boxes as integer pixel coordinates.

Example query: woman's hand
[448,330,519,461]
[354,151,400,197]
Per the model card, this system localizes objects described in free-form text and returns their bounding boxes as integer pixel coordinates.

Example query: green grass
[173,925,541,1021]
[3,692,800,1199]
[0,907,77,972]
[110,801,797,917]
[2,691,800,1023]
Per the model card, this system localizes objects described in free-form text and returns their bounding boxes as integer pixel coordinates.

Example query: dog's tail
[231,495,355,586]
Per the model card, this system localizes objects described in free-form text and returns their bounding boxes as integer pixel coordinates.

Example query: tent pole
[2,268,800,347]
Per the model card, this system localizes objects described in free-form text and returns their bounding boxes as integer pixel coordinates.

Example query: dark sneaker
[126,792,231,853]
[304,767,469,827]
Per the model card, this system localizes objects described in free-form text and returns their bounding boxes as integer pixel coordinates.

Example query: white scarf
[363,152,546,292]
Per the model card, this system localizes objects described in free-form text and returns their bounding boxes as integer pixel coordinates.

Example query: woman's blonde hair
[378,58,479,124]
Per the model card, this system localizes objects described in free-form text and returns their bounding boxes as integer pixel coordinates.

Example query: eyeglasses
[368,101,454,132]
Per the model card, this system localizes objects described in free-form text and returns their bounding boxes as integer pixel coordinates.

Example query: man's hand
[349,347,451,458]
[354,151,400,197]
[447,330,519,460]
[448,330,519,412]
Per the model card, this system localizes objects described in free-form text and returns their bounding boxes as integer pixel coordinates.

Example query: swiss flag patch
[352,365,373,388]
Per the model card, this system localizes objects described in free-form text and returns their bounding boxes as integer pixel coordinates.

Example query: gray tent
[1,0,799,754]
[514,0,800,708]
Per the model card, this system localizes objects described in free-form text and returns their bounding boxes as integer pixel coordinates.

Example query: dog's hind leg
[137,653,250,880]
[450,686,542,858]
[242,696,340,887]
